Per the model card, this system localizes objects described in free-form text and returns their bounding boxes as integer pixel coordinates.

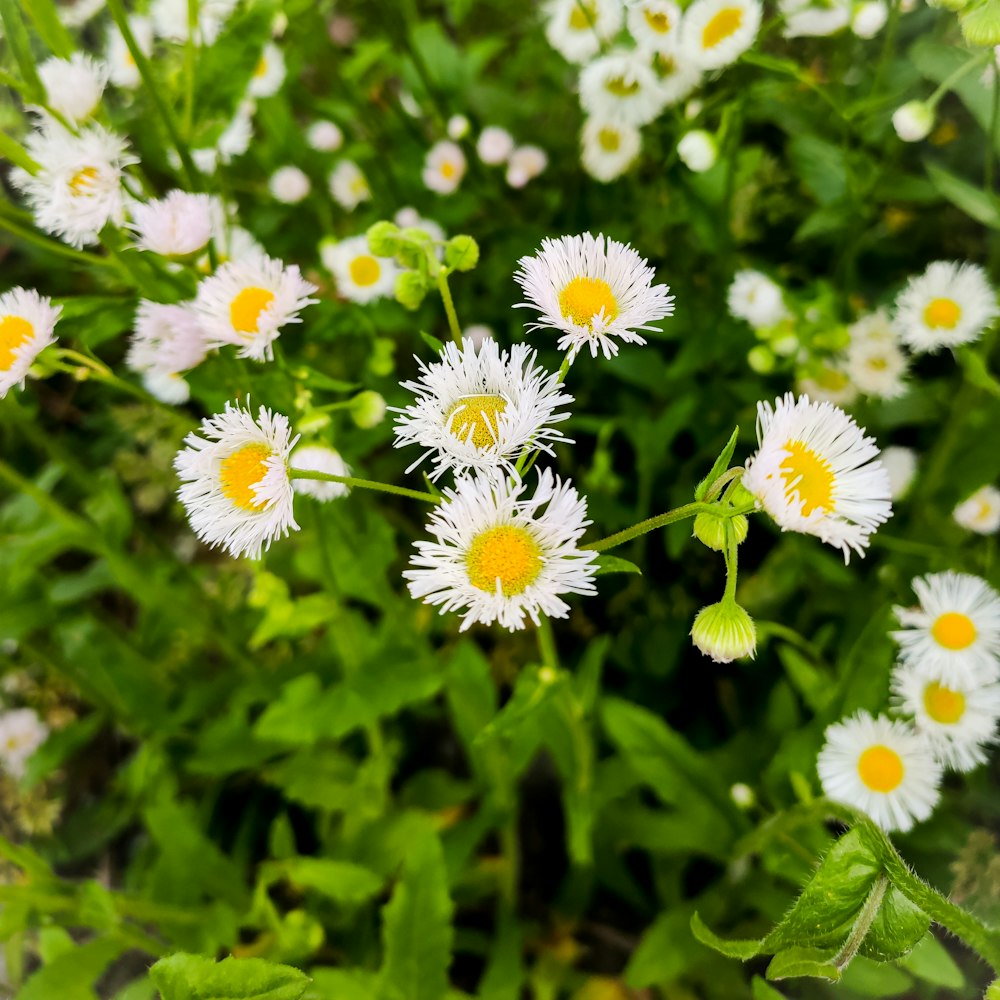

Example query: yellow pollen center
[559,276,619,329]
[598,127,621,152]
[466,525,543,597]
[351,177,368,195]
[255,56,268,78]
[923,297,961,330]
[978,500,993,520]
[778,440,835,516]
[923,681,966,725]
[857,745,904,793]
[445,394,509,449]
[702,7,743,49]
[69,166,99,196]
[569,2,595,29]
[5,737,18,751]
[0,315,33,372]
[652,53,678,78]
[441,161,457,179]
[645,10,671,31]
[349,255,381,287]
[219,443,273,511]
[606,75,640,97]
[230,286,275,335]
[866,356,889,371]
[931,611,977,651]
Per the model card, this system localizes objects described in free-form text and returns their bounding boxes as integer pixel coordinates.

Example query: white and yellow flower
[954,484,1000,535]
[423,140,467,195]
[742,393,892,561]
[544,0,624,64]
[321,235,398,304]
[845,336,908,399]
[848,308,897,345]
[817,711,941,832]
[581,117,642,183]
[0,288,61,399]
[649,49,702,105]
[506,145,548,188]
[195,250,317,362]
[126,301,207,405]
[174,400,299,559]
[579,50,666,127]
[893,572,1000,685]
[727,269,790,329]
[290,444,351,501]
[796,364,858,407]
[0,708,49,780]
[106,15,153,90]
[393,338,574,481]
[131,190,214,257]
[404,469,598,631]
[893,260,998,353]
[249,43,286,99]
[38,53,108,124]
[627,0,683,52]
[328,160,371,211]
[514,232,675,359]
[679,0,762,71]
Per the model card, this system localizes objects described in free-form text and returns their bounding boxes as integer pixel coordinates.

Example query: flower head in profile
[817,711,941,832]
[174,400,299,559]
[844,336,908,400]
[38,53,108,124]
[579,50,666,127]
[0,288,61,400]
[393,338,574,481]
[514,232,675,359]
[742,393,892,561]
[727,269,790,329]
[290,445,351,502]
[649,49,702,105]
[423,141,467,195]
[404,468,598,631]
[545,0,624,64]
[581,117,642,182]
[506,146,548,188]
[679,0,762,70]
[107,15,153,89]
[131,190,214,257]
[329,160,371,211]
[126,301,207,405]
[0,708,49,779]
[194,250,317,362]
[249,43,286,99]
[954,485,1000,535]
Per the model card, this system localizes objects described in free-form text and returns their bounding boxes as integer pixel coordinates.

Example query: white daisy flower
[131,190,214,257]
[544,0,625,64]
[727,269,790,329]
[881,445,917,500]
[954,485,1000,535]
[11,120,136,249]
[848,308,897,345]
[393,338,574,481]
[249,43,286,99]
[106,16,154,90]
[404,468,599,631]
[892,572,1000,686]
[306,120,344,152]
[321,235,398,304]
[891,661,1000,772]
[0,708,49,780]
[194,250,317,362]
[290,445,351,501]
[817,711,941,832]
[151,0,237,44]
[328,160,371,211]
[126,300,207,404]
[506,145,548,188]
[174,400,299,559]
[743,393,892,561]
[269,166,311,204]
[627,0,683,52]
[796,365,858,407]
[448,114,471,140]
[514,232,675,359]
[677,129,718,172]
[58,0,104,27]
[679,0,762,70]
[892,100,934,143]
[845,337,908,399]
[581,117,642,182]
[38,53,108,125]
[893,261,998,353]
[780,0,852,35]
[477,126,515,165]
[394,207,446,247]
[649,50,702,105]
[852,0,888,37]
[423,140,467,195]
[0,288,61,399]
[579,49,666,127]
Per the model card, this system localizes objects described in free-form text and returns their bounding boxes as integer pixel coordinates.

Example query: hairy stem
[586,501,754,553]
[834,875,887,970]
[435,268,463,347]
[289,468,441,504]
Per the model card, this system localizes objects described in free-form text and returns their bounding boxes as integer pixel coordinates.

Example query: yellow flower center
[445,394,508,449]
[817,367,851,393]
[255,56,268,78]
[5,737,19,752]
[978,500,994,521]
[466,525,543,597]
[598,127,621,152]
[349,255,381,287]
[931,611,977,651]
[569,2,595,29]
[778,440,835,516]
[350,176,369,196]
[857,745,904,793]
[0,315,33,372]
[652,53,678,78]
[923,681,966,725]
[866,355,889,371]
[923,297,962,330]
[441,160,457,180]
[69,166,99,196]
[559,276,619,329]
[606,75,640,97]
[702,6,743,49]
[219,443,273,511]
[230,286,275,335]
[645,9,672,31]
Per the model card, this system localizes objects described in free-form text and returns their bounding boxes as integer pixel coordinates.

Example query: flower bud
[730,782,755,809]
[693,511,749,551]
[690,600,757,663]
[395,270,429,310]
[892,101,935,143]
[444,235,480,272]
[350,390,386,429]
[851,0,888,37]
[747,345,776,374]
[366,220,401,257]
[447,114,470,140]
[677,130,718,173]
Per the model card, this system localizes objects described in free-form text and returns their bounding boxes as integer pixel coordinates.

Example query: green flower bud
[729,482,756,508]
[366,220,401,257]
[747,345,776,374]
[395,270,429,310]
[693,511,749,551]
[444,235,480,272]
[350,390,386,429]
[691,600,757,663]
[368,337,396,377]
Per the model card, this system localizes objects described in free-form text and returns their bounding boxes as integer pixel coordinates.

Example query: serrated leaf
[594,554,642,576]
[694,427,739,501]
[149,954,309,1000]
[689,912,762,960]
[766,947,841,983]
[859,885,929,962]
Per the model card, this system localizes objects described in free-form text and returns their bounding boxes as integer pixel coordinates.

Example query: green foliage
[149,954,310,1000]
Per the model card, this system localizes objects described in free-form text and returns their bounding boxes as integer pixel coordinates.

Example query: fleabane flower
[852,0,889,37]
[779,0,852,36]
[269,166,311,204]
[393,338,574,481]
[627,0,683,52]
[727,269,790,329]
[579,50,666,127]
[742,393,892,561]
[514,232,675,359]
[892,572,1000,686]
[680,0,762,70]
[545,0,625,64]
[677,130,718,172]
[38,53,108,124]
[195,251,317,362]
[329,160,370,211]
[306,120,343,152]
[506,146,548,188]
[892,100,935,143]
[174,400,299,559]
[126,301,207,404]
[131,190,214,257]
[796,364,858,407]
[0,288,61,399]
[845,337,908,399]
[106,16,154,89]
[477,126,515,165]
[290,445,351,501]
[649,50,702,105]
[0,708,49,779]
[882,445,917,500]
[954,485,1000,535]
[151,0,237,44]
[12,120,136,249]
[891,661,1000,772]
[423,140,467,195]
[817,711,941,832]
[321,235,398,304]
[893,261,998,353]
[249,43,286,99]
[849,308,897,345]
[404,469,598,631]
[581,117,642,182]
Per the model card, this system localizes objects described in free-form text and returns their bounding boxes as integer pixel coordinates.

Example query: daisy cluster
[819,571,1000,832]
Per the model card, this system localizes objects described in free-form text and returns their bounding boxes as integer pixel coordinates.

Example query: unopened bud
[350,390,386,429]
[693,511,749,551]
[691,600,757,663]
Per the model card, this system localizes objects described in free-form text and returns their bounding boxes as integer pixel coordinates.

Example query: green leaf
[628,909,708,987]
[787,135,848,206]
[594,554,642,576]
[694,427,740,501]
[898,933,964,990]
[18,938,126,1000]
[0,0,43,101]
[751,976,787,1000]
[476,911,523,1000]
[838,956,912,997]
[21,0,74,58]
[263,858,384,906]
[925,161,1000,229]
[765,947,841,983]
[149,954,310,1000]
[420,331,446,354]
[0,131,38,174]
[858,885,929,962]
[306,969,378,1000]
[689,912,762,961]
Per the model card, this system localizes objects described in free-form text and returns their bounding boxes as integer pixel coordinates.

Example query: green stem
[0,214,114,268]
[586,501,753,553]
[435,267,463,347]
[927,51,991,111]
[834,875,887,970]
[288,468,440,504]
[989,67,1000,195]
[183,0,199,137]
[722,520,739,603]
[536,617,559,669]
